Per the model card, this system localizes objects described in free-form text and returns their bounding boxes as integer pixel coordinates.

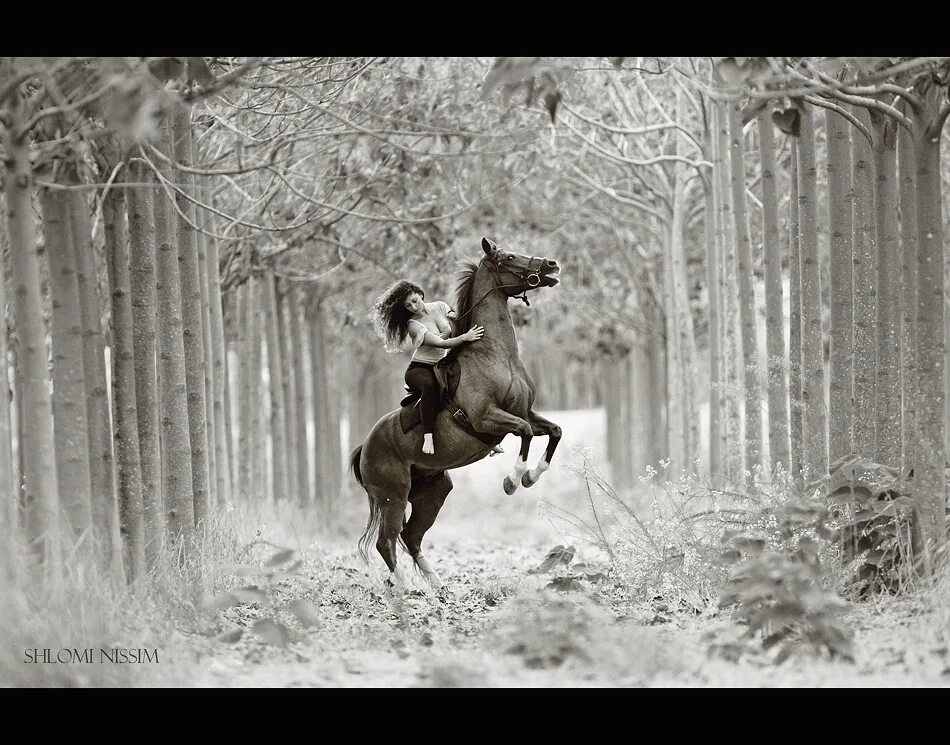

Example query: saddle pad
[399,401,423,433]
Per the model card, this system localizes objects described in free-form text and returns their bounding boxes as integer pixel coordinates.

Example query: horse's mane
[451,260,480,336]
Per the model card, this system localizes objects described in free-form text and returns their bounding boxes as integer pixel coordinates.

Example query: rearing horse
[350,238,562,588]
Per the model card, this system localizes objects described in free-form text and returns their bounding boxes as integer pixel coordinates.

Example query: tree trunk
[715,101,741,480]
[40,184,94,558]
[199,180,231,508]
[710,125,729,480]
[651,318,668,470]
[308,297,341,509]
[263,273,289,503]
[663,223,685,471]
[671,103,698,469]
[851,107,877,458]
[911,83,949,555]
[729,101,762,477]
[102,172,146,583]
[275,280,298,498]
[758,112,789,473]
[629,336,655,477]
[825,107,855,464]
[155,120,195,559]
[797,106,828,479]
[0,191,16,585]
[870,108,902,466]
[897,117,918,473]
[171,106,210,531]
[195,195,217,514]
[237,279,254,500]
[704,154,722,481]
[788,139,804,493]
[288,283,311,504]
[69,167,121,577]
[127,160,163,567]
[604,355,622,483]
[2,103,61,580]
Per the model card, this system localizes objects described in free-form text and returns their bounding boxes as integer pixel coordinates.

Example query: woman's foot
[422,433,435,455]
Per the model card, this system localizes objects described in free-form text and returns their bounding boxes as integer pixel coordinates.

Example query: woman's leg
[405,364,439,452]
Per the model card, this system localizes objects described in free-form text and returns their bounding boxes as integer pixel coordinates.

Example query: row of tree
[3,57,949,592]
[539,57,949,555]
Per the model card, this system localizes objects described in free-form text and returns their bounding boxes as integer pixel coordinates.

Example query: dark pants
[405,361,439,434]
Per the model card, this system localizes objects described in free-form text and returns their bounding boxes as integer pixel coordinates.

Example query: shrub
[710,498,854,664]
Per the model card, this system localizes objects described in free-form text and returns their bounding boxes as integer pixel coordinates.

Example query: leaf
[230,586,267,605]
[214,628,244,644]
[772,108,801,137]
[827,484,875,507]
[201,592,239,610]
[103,79,163,144]
[148,57,184,83]
[185,57,214,86]
[817,58,846,77]
[546,576,584,592]
[481,57,540,99]
[774,642,796,665]
[716,58,749,85]
[740,97,769,124]
[265,548,296,567]
[269,560,305,582]
[844,57,881,73]
[253,618,291,646]
[732,536,766,555]
[287,600,322,629]
[527,545,575,574]
[797,536,819,558]
[226,564,269,576]
[717,549,743,565]
[542,89,562,124]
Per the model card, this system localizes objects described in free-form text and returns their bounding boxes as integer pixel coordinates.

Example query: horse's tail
[351,445,379,564]
[349,444,365,488]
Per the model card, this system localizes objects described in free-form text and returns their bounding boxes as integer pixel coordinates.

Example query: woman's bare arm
[421,325,483,348]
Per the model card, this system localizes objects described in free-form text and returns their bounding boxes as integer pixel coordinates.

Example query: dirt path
[177,536,950,688]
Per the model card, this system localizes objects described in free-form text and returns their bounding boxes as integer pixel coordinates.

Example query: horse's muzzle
[541,260,561,286]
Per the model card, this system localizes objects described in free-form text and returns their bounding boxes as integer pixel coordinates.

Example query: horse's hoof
[503,476,518,495]
[522,471,537,488]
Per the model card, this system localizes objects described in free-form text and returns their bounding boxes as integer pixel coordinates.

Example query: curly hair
[371,279,426,353]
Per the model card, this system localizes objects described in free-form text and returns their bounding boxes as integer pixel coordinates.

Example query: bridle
[455,254,548,324]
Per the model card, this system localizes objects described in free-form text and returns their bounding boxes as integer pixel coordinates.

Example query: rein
[454,256,543,324]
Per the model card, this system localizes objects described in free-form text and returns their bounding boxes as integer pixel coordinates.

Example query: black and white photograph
[1,56,950,688]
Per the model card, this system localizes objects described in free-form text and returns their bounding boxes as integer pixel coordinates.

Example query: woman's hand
[462,325,484,342]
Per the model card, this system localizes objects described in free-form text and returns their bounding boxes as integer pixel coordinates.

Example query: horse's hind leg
[367,481,410,588]
[402,471,453,588]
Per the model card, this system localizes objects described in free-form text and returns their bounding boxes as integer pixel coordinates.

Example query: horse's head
[480,237,560,295]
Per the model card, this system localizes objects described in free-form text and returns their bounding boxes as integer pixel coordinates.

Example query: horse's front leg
[521,410,562,488]
[472,405,534,495]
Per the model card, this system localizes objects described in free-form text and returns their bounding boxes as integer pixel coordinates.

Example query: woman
[372,279,499,456]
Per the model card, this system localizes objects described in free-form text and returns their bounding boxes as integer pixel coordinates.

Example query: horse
[349,237,563,589]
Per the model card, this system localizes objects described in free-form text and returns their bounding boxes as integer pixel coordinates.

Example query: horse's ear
[481,237,495,255]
